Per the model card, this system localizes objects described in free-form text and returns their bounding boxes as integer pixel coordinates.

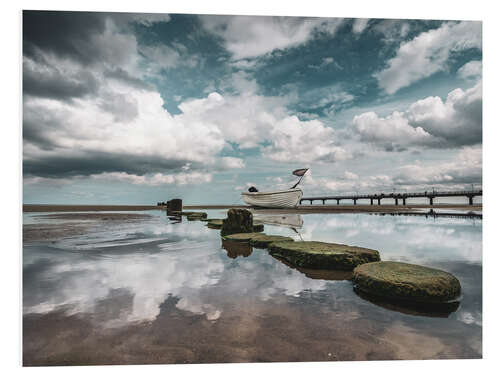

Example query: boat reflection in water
[221,239,253,259]
[253,214,303,229]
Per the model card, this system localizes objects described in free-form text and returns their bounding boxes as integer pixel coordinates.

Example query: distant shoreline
[23,204,482,213]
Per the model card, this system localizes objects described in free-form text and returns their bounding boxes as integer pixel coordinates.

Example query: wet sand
[23,213,153,242]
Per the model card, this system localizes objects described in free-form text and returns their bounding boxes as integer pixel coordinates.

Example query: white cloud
[220,157,245,169]
[352,18,370,34]
[393,146,482,186]
[457,60,482,80]
[90,171,213,186]
[375,21,482,94]
[352,80,482,148]
[175,74,349,164]
[352,111,433,147]
[200,15,344,60]
[263,116,350,163]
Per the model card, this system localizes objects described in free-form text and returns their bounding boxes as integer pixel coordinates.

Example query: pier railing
[300,189,482,206]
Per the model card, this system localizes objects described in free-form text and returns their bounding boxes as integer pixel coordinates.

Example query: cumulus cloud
[352,80,482,149]
[457,60,482,80]
[374,21,482,94]
[352,18,370,34]
[200,15,344,60]
[263,116,350,163]
[393,146,482,186]
[90,171,213,186]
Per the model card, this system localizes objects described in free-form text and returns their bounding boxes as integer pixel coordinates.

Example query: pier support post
[353,199,357,205]
[429,197,434,206]
[377,198,381,205]
[310,200,313,205]
[370,198,373,205]
[336,199,340,205]
[468,196,474,205]
[403,198,406,205]
[395,198,398,205]
[322,199,325,205]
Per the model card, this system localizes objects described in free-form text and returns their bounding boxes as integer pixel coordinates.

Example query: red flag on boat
[292,168,309,177]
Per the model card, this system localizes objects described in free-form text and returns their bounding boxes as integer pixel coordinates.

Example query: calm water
[23,210,482,365]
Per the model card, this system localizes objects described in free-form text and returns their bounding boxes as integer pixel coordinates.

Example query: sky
[22,11,482,204]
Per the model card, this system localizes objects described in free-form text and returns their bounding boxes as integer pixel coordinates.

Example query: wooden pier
[301,189,483,206]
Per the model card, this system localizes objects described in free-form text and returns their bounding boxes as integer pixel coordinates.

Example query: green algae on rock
[221,232,267,242]
[268,241,380,270]
[206,219,224,229]
[248,234,294,248]
[352,261,461,303]
[181,212,207,219]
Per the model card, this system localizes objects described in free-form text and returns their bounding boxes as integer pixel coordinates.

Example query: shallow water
[23,210,482,365]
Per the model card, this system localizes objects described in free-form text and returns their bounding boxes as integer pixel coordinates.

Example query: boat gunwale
[241,189,302,197]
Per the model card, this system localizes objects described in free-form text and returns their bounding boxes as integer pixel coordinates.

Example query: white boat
[241,188,303,208]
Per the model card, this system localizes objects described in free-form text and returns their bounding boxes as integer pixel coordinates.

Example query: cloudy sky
[22,11,482,204]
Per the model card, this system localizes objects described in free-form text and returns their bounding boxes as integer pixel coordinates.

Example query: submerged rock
[268,241,380,270]
[352,261,461,303]
[220,209,253,236]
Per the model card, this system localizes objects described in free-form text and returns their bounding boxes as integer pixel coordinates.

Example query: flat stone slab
[248,234,294,248]
[221,232,267,242]
[268,241,380,270]
[181,211,207,218]
[353,261,461,303]
[206,219,224,229]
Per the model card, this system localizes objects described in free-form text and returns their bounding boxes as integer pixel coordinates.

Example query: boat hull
[241,189,303,208]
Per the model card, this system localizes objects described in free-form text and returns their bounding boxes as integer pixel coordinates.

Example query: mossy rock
[220,209,253,236]
[268,241,380,270]
[352,261,461,303]
[248,234,294,248]
[222,232,267,242]
[206,219,224,229]
[252,224,264,233]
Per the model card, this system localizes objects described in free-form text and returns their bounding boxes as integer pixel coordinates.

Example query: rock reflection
[353,287,460,318]
[271,255,353,281]
[221,239,253,259]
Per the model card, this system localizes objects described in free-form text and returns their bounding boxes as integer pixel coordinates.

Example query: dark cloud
[23,10,107,65]
[23,152,197,178]
[23,53,100,101]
